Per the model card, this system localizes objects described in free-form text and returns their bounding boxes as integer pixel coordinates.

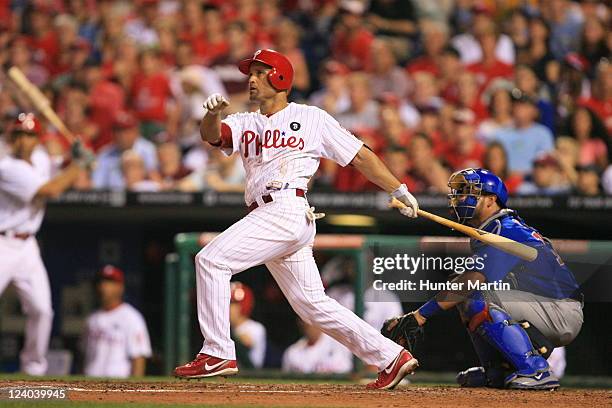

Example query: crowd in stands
[0,0,610,196]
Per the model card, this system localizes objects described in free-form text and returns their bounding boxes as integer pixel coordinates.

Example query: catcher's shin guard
[460,292,556,389]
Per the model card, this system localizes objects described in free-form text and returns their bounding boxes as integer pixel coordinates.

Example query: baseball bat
[7,66,76,143]
[390,198,538,262]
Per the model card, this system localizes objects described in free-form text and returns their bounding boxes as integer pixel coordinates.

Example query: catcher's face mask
[448,169,483,224]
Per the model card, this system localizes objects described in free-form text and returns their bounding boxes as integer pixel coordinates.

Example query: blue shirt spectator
[92,112,158,190]
[493,93,555,175]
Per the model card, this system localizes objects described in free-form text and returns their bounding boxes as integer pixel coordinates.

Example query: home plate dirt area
[2,378,611,408]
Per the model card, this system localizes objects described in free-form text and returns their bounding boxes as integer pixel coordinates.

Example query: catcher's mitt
[381,312,424,354]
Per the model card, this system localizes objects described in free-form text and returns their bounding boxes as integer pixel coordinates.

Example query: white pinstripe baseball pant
[195,190,403,370]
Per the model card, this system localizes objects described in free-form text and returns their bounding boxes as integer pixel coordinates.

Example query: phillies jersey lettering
[221,102,363,205]
[241,129,305,158]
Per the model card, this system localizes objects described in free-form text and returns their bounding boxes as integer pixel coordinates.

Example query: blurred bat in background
[7,66,77,144]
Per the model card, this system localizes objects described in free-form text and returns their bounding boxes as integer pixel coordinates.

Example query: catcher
[382,168,583,390]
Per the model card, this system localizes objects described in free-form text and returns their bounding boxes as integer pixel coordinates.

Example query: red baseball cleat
[174,353,238,378]
[366,350,419,390]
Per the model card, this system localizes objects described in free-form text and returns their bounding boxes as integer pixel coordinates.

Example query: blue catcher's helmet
[448,168,508,224]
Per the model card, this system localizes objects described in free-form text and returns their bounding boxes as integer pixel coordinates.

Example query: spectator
[366,0,417,61]
[444,109,485,171]
[544,0,585,60]
[574,164,602,196]
[26,4,60,75]
[455,71,488,121]
[567,106,608,170]
[229,282,267,369]
[378,98,412,148]
[309,60,351,116]
[199,149,245,193]
[555,136,580,187]
[516,153,571,195]
[331,1,374,71]
[407,20,448,75]
[122,150,160,192]
[170,65,226,148]
[483,142,523,195]
[467,24,514,92]
[451,11,515,66]
[524,16,556,82]
[506,10,530,60]
[157,142,192,191]
[402,71,443,130]
[369,38,410,99]
[92,111,158,190]
[255,1,282,49]
[477,84,514,143]
[437,45,463,104]
[557,53,592,118]
[336,73,379,132]
[124,0,160,47]
[282,319,352,374]
[60,82,99,147]
[85,64,126,152]
[9,37,49,87]
[406,133,450,193]
[580,16,609,77]
[514,65,555,132]
[580,61,612,134]
[384,146,413,190]
[275,18,310,98]
[83,265,152,378]
[131,49,175,140]
[210,21,253,110]
[493,91,555,176]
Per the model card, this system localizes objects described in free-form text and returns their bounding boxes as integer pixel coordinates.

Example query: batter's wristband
[419,299,443,319]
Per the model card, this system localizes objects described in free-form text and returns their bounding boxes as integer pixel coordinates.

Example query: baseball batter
[0,113,93,375]
[174,49,420,389]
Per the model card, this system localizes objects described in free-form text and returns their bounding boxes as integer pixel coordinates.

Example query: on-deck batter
[0,113,94,375]
[173,49,420,389]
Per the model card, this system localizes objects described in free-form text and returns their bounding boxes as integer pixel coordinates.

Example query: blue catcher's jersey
[470,209,581,300]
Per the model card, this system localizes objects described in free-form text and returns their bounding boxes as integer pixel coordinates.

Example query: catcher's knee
[458,291,490,332]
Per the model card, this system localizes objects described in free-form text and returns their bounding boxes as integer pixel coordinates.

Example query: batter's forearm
[35,163,81,199]
[350,146,402,193]
[200,112,222,143]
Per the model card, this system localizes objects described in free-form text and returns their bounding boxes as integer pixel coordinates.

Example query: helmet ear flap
[267,66,289,91]
[267,67,280,89]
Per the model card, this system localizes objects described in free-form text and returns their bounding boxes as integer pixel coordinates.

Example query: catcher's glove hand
[381,312,424,354]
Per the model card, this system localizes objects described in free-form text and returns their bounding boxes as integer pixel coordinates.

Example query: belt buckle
[266,181,287,191]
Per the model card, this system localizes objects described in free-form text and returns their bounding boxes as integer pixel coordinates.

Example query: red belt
[248,189,306,212]
[0,231,32,240]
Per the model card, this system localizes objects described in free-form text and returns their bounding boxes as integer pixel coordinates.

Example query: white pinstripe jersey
[221,103,363,205]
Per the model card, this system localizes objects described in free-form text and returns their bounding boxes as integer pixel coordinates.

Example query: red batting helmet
[238,49,294,91]
[230,282,254,317]
[10,112,41,135]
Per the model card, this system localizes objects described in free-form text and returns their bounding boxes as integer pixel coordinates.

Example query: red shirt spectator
[132,51,172,123]
[332,5,374,71]
[89,80,126,152]
[467,60,514,92]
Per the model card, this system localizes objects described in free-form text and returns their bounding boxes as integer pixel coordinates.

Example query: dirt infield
[2,378,610,408]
